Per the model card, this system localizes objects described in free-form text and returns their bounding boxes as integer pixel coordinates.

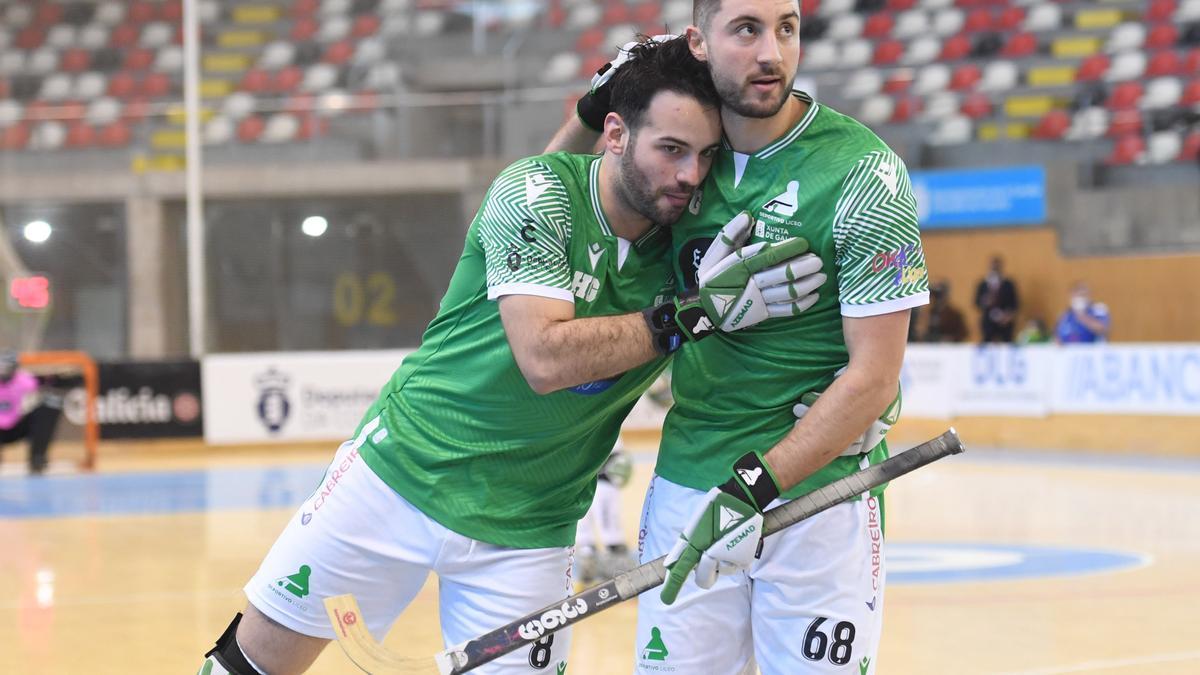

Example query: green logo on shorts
[641,626,669,661]
[860,656,871,675]
[277,565,311,598]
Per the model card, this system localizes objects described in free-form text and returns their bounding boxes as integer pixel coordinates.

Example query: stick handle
[436,428,965,674]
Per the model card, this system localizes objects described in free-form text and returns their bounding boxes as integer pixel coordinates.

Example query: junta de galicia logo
[255,368,291,433]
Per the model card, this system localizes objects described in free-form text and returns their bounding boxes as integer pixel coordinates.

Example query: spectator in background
[1055,281,1110,343]
[1017,318,1051,344]
[911,280,967,343]
[974,256,1019,342]
[0,351,63,475]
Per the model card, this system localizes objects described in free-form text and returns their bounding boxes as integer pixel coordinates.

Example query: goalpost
[18,350,100,470]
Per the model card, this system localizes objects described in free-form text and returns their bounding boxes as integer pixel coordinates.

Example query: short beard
[616,132,674,225]
[712,66,795,119]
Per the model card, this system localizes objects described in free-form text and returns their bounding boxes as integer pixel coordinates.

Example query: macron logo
[872,160,899,198]
[737,467,762,486]
[525,173,553,204]
[587,242,605,272]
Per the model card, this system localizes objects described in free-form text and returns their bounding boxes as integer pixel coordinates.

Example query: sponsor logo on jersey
[507,250,522,271]
[867,495,882,591]
[762,180,800,218]
[587,242,605,272]
[313,445,361,512]
[688,187,703,215]
[569,377,619,395]
[521,218,539,243]
[517,599,589,640]
[275,565,311,599]
[570,271,600,302]
[525,173,554,204]
[871,243,924,287]
[255,368,291,433]
[641,626,669,662]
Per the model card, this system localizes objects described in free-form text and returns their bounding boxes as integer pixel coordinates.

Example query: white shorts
[634,475,885,675]
[245,433,574,674]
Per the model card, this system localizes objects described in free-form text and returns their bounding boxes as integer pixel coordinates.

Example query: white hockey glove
[793,371,902,456]
[576,34,676,131]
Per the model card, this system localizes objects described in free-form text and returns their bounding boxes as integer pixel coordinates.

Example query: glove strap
[642,296,714,355]
[718,451,782,512]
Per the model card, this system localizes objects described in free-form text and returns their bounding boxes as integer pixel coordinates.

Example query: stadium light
[24,220,52,243]
[301,216,328,237]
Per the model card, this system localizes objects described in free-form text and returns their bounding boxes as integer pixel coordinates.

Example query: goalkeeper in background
[0,350,63,476]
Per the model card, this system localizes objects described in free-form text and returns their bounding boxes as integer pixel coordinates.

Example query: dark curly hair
[607,36,719,132]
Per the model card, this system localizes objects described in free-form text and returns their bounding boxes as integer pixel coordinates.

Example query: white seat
[204,115,234,144]
[802,40,838,70]
[565,5,601,30]
[223,92,257,120]
[260,41,296,70]
[301,63,339,92]
[46,25,79,50]
[1106,50,1147,82]
[381,14,411,36]
[1065,107,1108,141]
[75,72,107,100]
[261,113,300,143]
[1145,131,1182,164]
[1142,77,1183,109]
[40,74,73,101]
[859,95,895,126]
[927,114,973,145]
[31,122,67,150]
[353,37,385,66]
[320,0,353,17]
[28,48,60,76]
[894,10,931,40]
[543,52,582,85]
[605,24,639,49]
[141,22,174,48]
[85,97,121,126]
[94,1,125,25]
[318,16,351,42]
[0,50,26,76]
[381,0,412,13]
[919,0,955,9]
[979,60,1018,92]
[198,0,221,24]
[364,62,401,90]
[914,63,952,95]
[819,0,856,17]
[0,30,9,52]
[841,39,874,69]
[0,100,23,127]
[1176,0,1200,21]
[844,69,884,99]
[663,0,691,28]
[1023,3,1061,31]
[318,89,351,116]
[80,24,110,50]
[921,92,959,120]
[1105,23,1146,53]
[413,11,447,36]
[828,14,865,41]
[155,46,184,72]
[932,8,965,36]
[902,36,941,66]
[4,4,33,28]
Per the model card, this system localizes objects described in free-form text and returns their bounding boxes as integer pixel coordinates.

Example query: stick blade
[325,594,437,674]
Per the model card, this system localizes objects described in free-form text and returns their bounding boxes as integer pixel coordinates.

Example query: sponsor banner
[62,360,203,439]
[910,165,1046,229]
[955,345,1053,417]
[202,351,410,444]
[899,345,957,419]
[1051,344,1200,416]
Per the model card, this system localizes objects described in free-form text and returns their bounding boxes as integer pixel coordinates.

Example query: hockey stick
[326,428,965,674]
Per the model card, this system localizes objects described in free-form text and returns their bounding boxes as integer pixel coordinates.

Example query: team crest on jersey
[678,237,713,291]
[762,180,800,217]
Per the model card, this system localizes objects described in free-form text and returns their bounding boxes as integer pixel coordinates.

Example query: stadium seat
[1077,53,1111,81]
[804,40,838,70]
[61,49,91,73]
[964,8,992,32]
[28,47,59,75]
[36,3,65,26]
[859,94,896,125]
[1107,109,1143,137]
[75,73,107,100]
[1181,78,1200,104]
[939,34,972,61]
[842,40,875,68]
[353,37,385,66]
[891,95,921,122]
[6,4,33,29]
[1107,81,1144,110]
[927,114,972,144]
[141,22,174,48]
[820,0,856,17]
[363,62,399,90]
[865,12,896,38]
[960,91,992,118]
[829,13,865,40]
[1004,94,1056,118]
[1180,130,1200,161]
[1145,130,1182,163]
[0,49,26,74]
[1148,0,1176,22]
[1178,0,1200,22]
[155,46,185,72]
[874,40,905,65]
[292,18,319,41]
[223,91,258,119]
[97,119,131,146]
[39,74,73,101]
[1023,3,1061,32]
[884,68,915,93]
[1106,134,1145,164]
[275,66,304,92]
[903,36,942,65]
[1146,51,1182,76]
[1002,32,1038,58]
[260,41,297,69]
[95,2,125,26]
[1106,23,1146,53]
[66,121,97,148]
[301,63,338,92]
[80,24,110,50]
[318,16,352,42]
[1187,49,1200,72]
[1107,51,1148,81]
[845,68,885,98]
[1027,65,1075,87]
[1076,8,1123,31]
[261,113,300,143]
[85,97,121,126]
[47,25,79,50]
[997,6,1024,31]
[979,60,1018,92]
[888,0,916,10]
[324,40,354,65]
[893,10,930,39]
[204,114,234,144]
[914,63,951,94]
[30,121,67,151]
[1146,24,1179,50]
[0,99,22,127]
[949,63,981,89]
[931,8,964,35]
[141,72,171,97]
[1031,108,1070,139]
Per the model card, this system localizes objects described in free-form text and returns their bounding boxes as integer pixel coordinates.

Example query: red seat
[874,40,905,65]
[237,115,265,142]
[122,98,150,121]
[576,28,605,54]
[352,15,381,38]
[293,0,319,15]
[16,28,45,50]
[1183,79,1200,105]
[1147,50,1182,76]
[1106,134,1144,164]
[631,2,660,24]
[107,72,137,98]
[1107,81,1144,109]
[940,34,972,61]
[1107,109,1143,137]
[66,122,96,148]
[241,68,270,92]
[996,7,1025,31]
[886,0,915,11]
[140,72,171,97]
[354,90,379,111]
[1147,0,1176,22]
[129,2,157,23]
[884,69,913,93]
[864,13,895,39]
[324,40,353,65]
[35,3,64,25]
[1032,109,1070,140]
[161,1,183,23]
[1002,32,1038,58]
[97,121,132,147]
[965,9,992,32]
[1187,49,1200,73]
[274,67,303,93]
[111,24,139,48]
[284,92,315,113]
[891,96,920,123]
[291,18,318,42]
[546,6,566,27]
[61,49,91,73]
[960,92,992,119]
[602,2,630,25]
[1,123,31,151]
[1146,24,1179,50]
[1078,54,1110,81]
[1180,130,1200,162]
[125,48,155,70]
[950,63,982,90]
[580,54,608,80]
[802,0,821,16]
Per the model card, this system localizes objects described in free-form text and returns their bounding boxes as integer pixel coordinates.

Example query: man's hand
[793,373,902,456]
[660,452,780,605]
[576,34,676,131]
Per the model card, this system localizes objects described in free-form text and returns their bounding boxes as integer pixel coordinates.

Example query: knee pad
[202,613,261,675]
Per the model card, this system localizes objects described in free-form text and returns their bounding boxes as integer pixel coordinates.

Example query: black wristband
[642,302,685,355]
[718,452,781,512]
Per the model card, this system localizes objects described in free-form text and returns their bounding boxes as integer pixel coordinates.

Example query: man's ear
[686,26,707,62]
[602,112,628,155]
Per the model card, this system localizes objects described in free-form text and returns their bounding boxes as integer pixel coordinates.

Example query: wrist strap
[719,451,782,512]
[642,297,714,355]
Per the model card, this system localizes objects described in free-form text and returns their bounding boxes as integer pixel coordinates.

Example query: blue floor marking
[887,542,1148,584]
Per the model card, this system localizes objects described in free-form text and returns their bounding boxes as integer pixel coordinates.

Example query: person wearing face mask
[1055,281,1110,344]
[974,256,1019,343]
[910,280,967,343]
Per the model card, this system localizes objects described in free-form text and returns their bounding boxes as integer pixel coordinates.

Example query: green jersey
[659,92,929,499]
[357,152,674,548]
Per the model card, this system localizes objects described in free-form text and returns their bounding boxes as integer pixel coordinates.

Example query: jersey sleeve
[832,149,930,317]
[477,159,575,303]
